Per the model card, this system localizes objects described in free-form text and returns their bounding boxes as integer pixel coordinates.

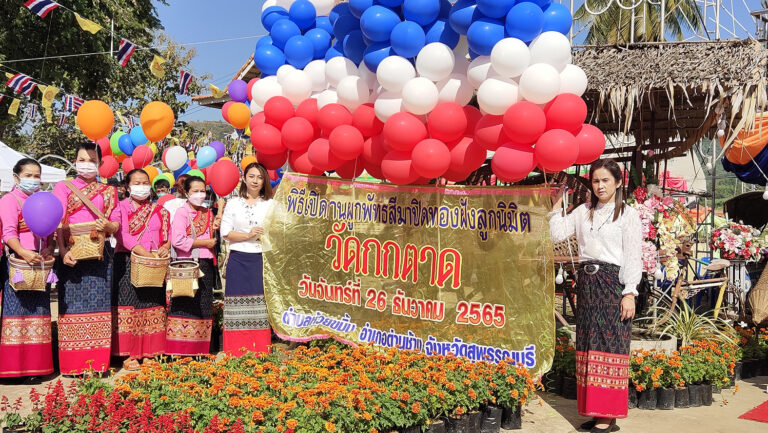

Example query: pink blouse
[0,187,46,251]
[53,177,118,224]
[171,203,214,259]
[111,198,171,253]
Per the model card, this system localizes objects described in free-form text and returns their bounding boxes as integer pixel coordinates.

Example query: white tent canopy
[0,140,67,191]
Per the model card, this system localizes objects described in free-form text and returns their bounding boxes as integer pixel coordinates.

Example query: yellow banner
[41,85,59,109]
[8,98,20,116]
[263,174,555,375]
[150,55,166,79]
[74,13,102,34]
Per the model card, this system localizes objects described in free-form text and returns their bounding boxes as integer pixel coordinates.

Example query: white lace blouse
[548,201,643,296]
[220,197,274,253]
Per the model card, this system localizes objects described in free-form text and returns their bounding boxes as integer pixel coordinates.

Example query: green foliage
[649,302,735,347]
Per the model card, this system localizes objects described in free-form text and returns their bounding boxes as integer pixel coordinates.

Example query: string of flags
[24,0,59,18]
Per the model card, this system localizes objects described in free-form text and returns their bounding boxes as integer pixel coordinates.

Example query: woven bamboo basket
[553,234,579,260]
[67,222,105,260]
[749,266,768,326]
[130,252,170,288]
[8,255,55,291]
[167,260,200,298]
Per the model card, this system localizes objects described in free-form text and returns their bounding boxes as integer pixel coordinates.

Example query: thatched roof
[191,55,261,109]
[574,39,768,162]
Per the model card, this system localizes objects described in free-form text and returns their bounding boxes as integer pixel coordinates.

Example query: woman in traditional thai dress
[54,142,119,375]
[548,159,641,433]
[167,176,219,356]
[220,162,274,355]
[110,169,171,370]
[0,158,55,379]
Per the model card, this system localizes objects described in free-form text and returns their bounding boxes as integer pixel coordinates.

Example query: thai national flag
[24,0,59,18]
[26,104,38,120]
[58,113,69,126]
[116,38,136,67]
[179,70,193,95]
[64,94,84,111]
[6,73,36,95]
[126,115,136,129]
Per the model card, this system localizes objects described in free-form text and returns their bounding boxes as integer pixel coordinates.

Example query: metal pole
[660,0,666,41]
[710,140,716,260]
[715,0,721,40]
[110,18,114,55]
[631,6,636,43]
[569,0,574,43]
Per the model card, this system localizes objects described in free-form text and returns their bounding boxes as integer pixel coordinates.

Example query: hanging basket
[553,234,579,260]
[67,222,105,261]
[130,252,170,288]
[8,254,56,291]
[167,260,200,298]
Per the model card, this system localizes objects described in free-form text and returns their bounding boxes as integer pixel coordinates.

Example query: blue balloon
[284,35,314,68]
[363,43,394,72]
[438,0,451,19]
[270,19,301,50]
[118,133,135,156]
[377,0,404,7]
[529,0,552,8]
[329,3,352,25]
[349,0,373,19]
[542,3,572,35]
[129,126,147,147]
[505,3,544,43]
[305,28,332,59]
[325,40,345,60]
[343,30,366,65]
[315,16,333,34]
[333,13,360,40]
[173,163,191,179]
[256,36,274,50]
[196,146,218,169]
[261,6,289,32]
[424,19,459,48]
[390,21,426,58]
[467,18,505,56]
[360,6,401,42]
[403,0,441,26]
[289,0,316,30]
[448,0,482,35]
[254,44,287,76]
[468,47,480,60]
[476,0,516,19]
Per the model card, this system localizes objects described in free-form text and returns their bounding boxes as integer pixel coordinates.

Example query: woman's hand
[131,245,152,258]
[157,244,171,258]
[94,218,107,232]
[62,249,77,267]
[40,245,55,259]
[19,248,43,266]
[620,295,636,321]
[212,217,222,232]
[205,238,217,249]
[249,226,265,240]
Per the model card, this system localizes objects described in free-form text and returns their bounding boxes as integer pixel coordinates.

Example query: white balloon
[275,0,293,9]
[416,43,455,82]
[559,64,588,96]
[374,90,404,121]
[282,69,313,105]
[402,77,439,115]
[251,78,283,107]
[376,56,416,92]
[262,0,278,11]
[325,57,358,88]
[358,62,378,90]
[529,31,572,72]
[519,63,561,104]
[368,85,383,104]
[165,146,188,171]
[310,0,334,16]
[250,100,264,115]
[467,56,498,89]
[477,77,519,115]
[314,89,338,108]
[436,73,474,106]
[276,64,297,83]
[490,38,530,78]
[337,76,370,111]
[304,60,328,92]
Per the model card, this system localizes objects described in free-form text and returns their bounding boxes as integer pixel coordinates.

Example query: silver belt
[583,264,600,275]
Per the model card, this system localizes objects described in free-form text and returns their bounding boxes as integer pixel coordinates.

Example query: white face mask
[15,177,40,194]
[130,185,151,200]
[188,192,206,206]
[75,162,98,179]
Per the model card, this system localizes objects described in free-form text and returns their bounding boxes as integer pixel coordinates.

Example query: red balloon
[96,137,112,157]
[295,99,319,130]
[411,139,450,179]
[281,117,315,151]
[544,93,587,134]
[255,150,289,170]
[474,115,509,151]
[189,159,198,169]
[99,155,119,178]
[442,168,471,182]
[574,124,606,164]
[381,150,419,185]
[352,103,384,137]
[221,101,234,123]
[307,138,344,171]
[121,157,135,173]
[200,167,211,185]
[463,106,482,136]
[131,145,154,168]
[329,125,364,160]
[449,137,486,174]
[268,169,279,181]
[383,112,427,152]
[161,147,170,167]
[317,103,352,137]
[428,102,467,143]
[335,157,365,179]
[250,123,285,155]
[209,159,240,196]
[288,150,323,175]
[503,101,546,144]
[362,135,389,166]
[157,194,175,207]
[534,129,579,172]
[246,78,259,101]
[249,112,266,132]
[364,160,385,180]
[492,143,536,182]
[264,96,295,128]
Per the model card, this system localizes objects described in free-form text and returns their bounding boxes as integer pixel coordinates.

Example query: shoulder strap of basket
[64,180,106,220]
[187,207,199,261]
[135,203,156,247]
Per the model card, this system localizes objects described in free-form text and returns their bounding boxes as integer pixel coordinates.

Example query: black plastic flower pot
[3,427,26,433]
[400,426,421,433]
[656,387,675,410]
[674,387,689,408]
[637,389,657,410]
[712,383,722,394]
[688,384,702,407]
[561,376,577,400]
[480,405,502,433]
[446,414,469,433]
[628,387,638,409]
[500,405,522,430]
[701,383,713,406]
[742,360,754,379]
[734,361,744,380]
[468,410,482,433]
[758,359,768,377]
[426,419,446,433]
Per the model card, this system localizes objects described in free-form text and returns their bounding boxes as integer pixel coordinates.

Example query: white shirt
[548,201,643,296]
[220,197,273,253]
[163,197,187,221]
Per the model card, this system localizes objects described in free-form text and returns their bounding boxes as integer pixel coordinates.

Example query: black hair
[588,158,626,222]
[125,169,149,185]
[154,178,171,190]
[75,141,102,162]
[239,162,274,200]
[12,157,41,175]
[183,176,205,194]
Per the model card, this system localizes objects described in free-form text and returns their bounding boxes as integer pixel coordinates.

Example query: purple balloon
[228,79,248,102]
[210,141,226,159]
[22,192,64,237]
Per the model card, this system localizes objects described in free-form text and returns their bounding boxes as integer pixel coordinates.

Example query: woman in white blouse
[220,162,274,355]
[548,159,641,433]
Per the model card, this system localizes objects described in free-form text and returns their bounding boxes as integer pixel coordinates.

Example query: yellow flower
[326,421,336,432]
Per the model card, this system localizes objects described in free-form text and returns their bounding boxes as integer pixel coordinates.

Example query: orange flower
[286,420,298,430]
[412,402,421,414]
[325,421,336,432]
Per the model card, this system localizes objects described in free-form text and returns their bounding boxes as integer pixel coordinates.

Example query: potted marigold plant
[556,343,577,400]
[655,351,683,410]
[492,361,534,431]
[629,350,660,410]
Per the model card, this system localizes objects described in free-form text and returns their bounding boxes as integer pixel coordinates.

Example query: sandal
[122,359,141,371]
[590,419,619,433]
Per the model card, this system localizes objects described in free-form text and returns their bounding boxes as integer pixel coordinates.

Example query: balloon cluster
[239,0,604,184]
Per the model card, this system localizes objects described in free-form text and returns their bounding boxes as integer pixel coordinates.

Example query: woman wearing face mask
[53,142,119,375]
[167,176,220,356]
[110,169,171,370]
[0,158,55,379]
[220,163,274,355]
[548,159,641,433]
